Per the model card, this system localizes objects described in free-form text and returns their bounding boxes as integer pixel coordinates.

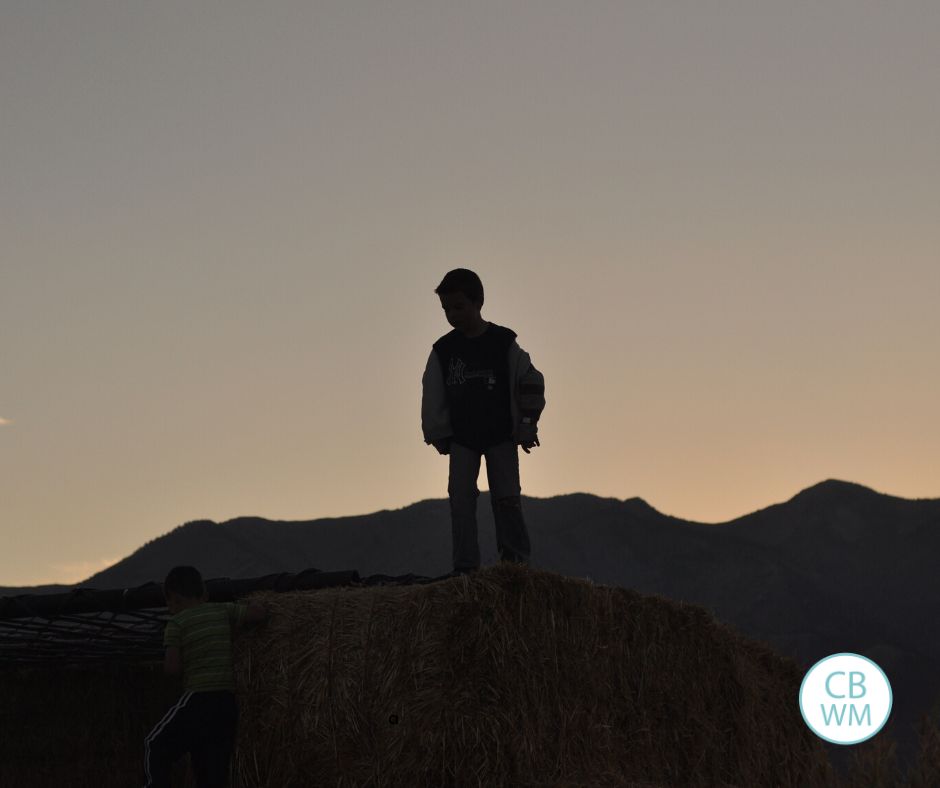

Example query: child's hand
[246,601,268,626]
[521,436,540,454]
[518,422,539,453]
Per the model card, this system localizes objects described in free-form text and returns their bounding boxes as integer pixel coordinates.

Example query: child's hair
[164,565,205,599]
[435,268,484,306]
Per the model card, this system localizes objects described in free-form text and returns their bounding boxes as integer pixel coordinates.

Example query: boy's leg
[190,691,239,788]
[448,441,483,572]
[143,691,195,788]
[484,440,531,566]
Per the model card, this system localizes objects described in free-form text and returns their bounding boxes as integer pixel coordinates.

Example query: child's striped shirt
[163,602,249,692]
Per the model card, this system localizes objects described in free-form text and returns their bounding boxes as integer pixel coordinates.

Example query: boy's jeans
[448,439,531,571]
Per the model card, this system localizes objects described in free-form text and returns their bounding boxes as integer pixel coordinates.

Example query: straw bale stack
[231,562,837,787]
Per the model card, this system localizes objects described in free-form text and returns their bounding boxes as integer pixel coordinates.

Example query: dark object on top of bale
[233,562,836,787]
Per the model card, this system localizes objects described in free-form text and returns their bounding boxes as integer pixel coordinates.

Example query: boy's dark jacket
[421,322,546,448]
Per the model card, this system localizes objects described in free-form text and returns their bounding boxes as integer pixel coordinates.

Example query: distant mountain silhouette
[0,583,73,596]
[3,478,938,771]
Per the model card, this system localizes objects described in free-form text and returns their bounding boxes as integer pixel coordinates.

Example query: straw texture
[231,562,836,787]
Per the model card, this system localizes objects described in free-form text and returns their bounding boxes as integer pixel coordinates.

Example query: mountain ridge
[4,479,936,596]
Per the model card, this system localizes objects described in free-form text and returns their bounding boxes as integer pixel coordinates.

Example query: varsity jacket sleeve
[508,341,546,443]
[421,350,453,445]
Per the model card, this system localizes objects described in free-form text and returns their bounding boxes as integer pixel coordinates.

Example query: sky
[2,1,938,587]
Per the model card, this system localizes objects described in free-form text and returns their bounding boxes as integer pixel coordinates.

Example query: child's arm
[510,343,546,453]
[164,646,182,677]
[233,599,269,632]
[421,350,452,452]
[163,618,182,676]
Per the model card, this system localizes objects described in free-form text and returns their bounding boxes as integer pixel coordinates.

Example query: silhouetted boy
[142,565,267,788]
[421,268,546,574]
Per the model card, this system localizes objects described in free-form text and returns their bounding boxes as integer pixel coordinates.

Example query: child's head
[435,269,484,332]
[163,565,207,611]
[435,268,484,306]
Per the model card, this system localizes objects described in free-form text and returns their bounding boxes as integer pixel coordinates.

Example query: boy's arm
[163,618,182,676]
[164,646,182,677]
[421,350,452,447]
[233,599,269,631]
[511,343,546,448]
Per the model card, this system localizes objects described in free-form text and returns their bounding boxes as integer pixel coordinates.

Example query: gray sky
[2,1,938,585]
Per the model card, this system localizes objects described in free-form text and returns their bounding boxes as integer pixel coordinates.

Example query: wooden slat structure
[0,568,447,666]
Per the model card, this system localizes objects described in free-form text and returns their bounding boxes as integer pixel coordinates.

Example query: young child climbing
[142,565,268,788]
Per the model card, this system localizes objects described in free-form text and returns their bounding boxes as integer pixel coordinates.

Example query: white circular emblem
[799,652,892,744]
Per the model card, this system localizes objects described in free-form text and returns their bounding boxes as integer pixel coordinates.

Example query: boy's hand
[244,601,269,628]
[518,422,539,453]
[433,438,451,455]
[521,436,540,454]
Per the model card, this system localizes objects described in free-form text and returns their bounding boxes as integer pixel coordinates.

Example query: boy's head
[163,565,207,611]
[435,269,484,332]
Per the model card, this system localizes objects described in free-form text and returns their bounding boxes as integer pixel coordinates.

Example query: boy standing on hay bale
[142,565,268,788]
[422,268,546,575]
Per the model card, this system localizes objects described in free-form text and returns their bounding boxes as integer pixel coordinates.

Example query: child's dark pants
[143,690,238,788]
[448,438,531,571]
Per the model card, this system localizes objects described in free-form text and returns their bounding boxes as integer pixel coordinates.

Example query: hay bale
[232,562,837,787]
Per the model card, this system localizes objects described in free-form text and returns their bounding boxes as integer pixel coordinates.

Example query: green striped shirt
[164,602,248,692]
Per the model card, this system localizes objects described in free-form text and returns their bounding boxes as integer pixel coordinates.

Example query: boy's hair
[435,268,484,307]
[164,565,205,599]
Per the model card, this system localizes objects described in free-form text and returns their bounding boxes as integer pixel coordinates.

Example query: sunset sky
[2,2,938,587]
